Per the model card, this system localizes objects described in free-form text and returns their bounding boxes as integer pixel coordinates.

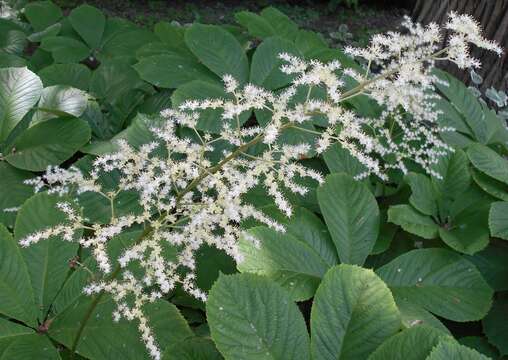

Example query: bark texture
[412,0,508,91]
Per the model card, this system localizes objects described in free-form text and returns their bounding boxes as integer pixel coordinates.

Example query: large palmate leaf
[317,173,379,265]
[489,202,508,240]
[322,143,367,177]
[14,192,80,321]
[431,149,471,199]
[426,339,491,360]
[405,173,438,217]
[68,4,105,49]
[311,264,401,360]
[395,298,450,334]
[185,24,249,84]
[0,162,33,229]
[466,244,508,292]
[0,317,60,360]
[134,54,217,89]
[259,7,298,42]
[207,273,310,360]
[377,248,493,322]
[5,117,91,171]
[235,11,278,39]
[368,325,450,360]
[467,143,508,185]
[250,36,300,90]
[0,224,37,327]
[472,168,508,201]
[0,67,43,141]
[238,226,329,301]
[50,296,193,360]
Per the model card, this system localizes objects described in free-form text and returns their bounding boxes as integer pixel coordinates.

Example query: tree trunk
[412,0,508,91]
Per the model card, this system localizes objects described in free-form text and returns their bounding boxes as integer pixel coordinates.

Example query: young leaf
[68,4,106,49]
[489,201,508,240]
[185,24,249,84]
[207,273,310,360]
[368,325,450,360]
[387,205,439,239]
[317,173,380,265]
[5,118,91,171]
[14,192,81,321]
[0,224,37,327]
[311,264,401,360]
[0,67,43,141]
[238,226,329,301]
[377,248,493,322]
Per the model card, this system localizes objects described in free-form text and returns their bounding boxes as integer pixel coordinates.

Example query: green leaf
[38,63,92,90]
[317,173,379,265]
[395,298,450,335]
[260,7,298,42]
[489,202,508,240]
[0,50,26,67]
[322,143,367,177]
[68,4,105,49]
[250,37,299,90]
[405,173,438,217]
[426,339,491,360]
[24,1,63,32]
[0,223,37,326]
[50,296,193,360]
[311,264,401,360]
[458,337,499,359]
[472,168,508,201]
[434,69,488,144]
[295,30,328,57]
[33,85,88,124]
[98,28,157,61]
[27,22,61,43]
[431,149,471,199]
[482,295,508,356]
[388,205,438,239]
[185,24,249,84]
[171,80,250,133]
[368,325,450,360]
[207,273,310,360]
[0,162,33,229]
[40,36,90,63]
[0,29,27,56]
[90,59,146,102]
[14,192,80,321]
[467,143,508,185]
[238,226,329,301]
[377,248,493,322]
[466,244,508,291]
[133,54,217,89]
[0,67,43,141]
[235,11,276,39]
[5,118,91,171]
[0,317,60,360]
[162,337,222,360]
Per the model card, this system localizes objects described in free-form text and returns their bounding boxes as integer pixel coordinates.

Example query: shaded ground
[54,0,408,47]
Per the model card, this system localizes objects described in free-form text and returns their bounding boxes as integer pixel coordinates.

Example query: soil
[54,0,409,47]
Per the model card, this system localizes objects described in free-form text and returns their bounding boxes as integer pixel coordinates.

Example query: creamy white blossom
[18,13,501,359]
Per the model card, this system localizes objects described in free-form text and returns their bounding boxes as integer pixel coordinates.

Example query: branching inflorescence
[19,13,501,359]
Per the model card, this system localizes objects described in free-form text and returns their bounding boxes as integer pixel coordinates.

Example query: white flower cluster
[18,13,500,359]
